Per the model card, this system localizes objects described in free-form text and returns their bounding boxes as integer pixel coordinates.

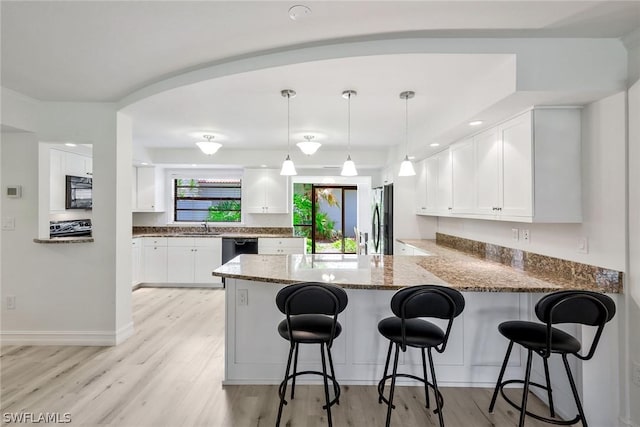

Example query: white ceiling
[2,1,639,163]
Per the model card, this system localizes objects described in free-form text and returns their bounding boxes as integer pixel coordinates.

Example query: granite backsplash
[435,233,623,291]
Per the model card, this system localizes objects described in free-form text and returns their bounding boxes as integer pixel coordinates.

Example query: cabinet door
[136,167,156,210]
[436,149,452,214]
[143,246,168,283]
[414,159,428,215]
[132,239,141,287]
[167,246,195,283]
[499,112,533,217]
[263,169,289,214]
[474,128,501,215]
[450,138,475,214]
[65,152,89,177]
[132,166,138,209]
[50,148,66,211]
[425,156,439,214]
[243,169,266,213]
[193,246,222,284]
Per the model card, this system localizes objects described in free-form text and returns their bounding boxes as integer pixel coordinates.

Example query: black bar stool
[377,285,465,427]
[275,282,348,427]
[488,290,616,427]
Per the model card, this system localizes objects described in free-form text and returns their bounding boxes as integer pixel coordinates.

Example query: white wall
[626,77,640,427]
[1,97,132,345]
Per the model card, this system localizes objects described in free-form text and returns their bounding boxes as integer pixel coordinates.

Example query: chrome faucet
[202,222,210,233]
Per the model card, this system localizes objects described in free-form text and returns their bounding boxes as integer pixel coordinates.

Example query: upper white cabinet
[414,159,428,215]
[243,168,289,214]
[49,148,92,212]
[416,108,582,223]
[450,137,475,214]
[133,166,165,212]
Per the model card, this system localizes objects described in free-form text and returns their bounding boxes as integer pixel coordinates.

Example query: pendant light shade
[398,91,416,177]
[297,135,321,155]
[280,89,297,176]
[196,135,222,155]
[399,155,416,176]
[341,90,358,177]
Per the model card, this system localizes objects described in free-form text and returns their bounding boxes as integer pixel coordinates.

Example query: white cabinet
[258,238,306,254]
[415,155,441,216]
[167,238,222,285]
[243,169,289,214]
[49,148,92,212]
[436,149,452,215]
[450,138,475,214]
[132,238,142,287]
[142,238,168,283]
[414,108,581,223]
[133,166,165,212]
[414,159,428,215]
[65,152,93,177]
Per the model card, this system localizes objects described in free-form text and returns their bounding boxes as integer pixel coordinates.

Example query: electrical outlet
[237,289,248,306]
[577,237,589,254]
[633,361,640,388]
[522,229,530,244]
[6,296,16,310]
[511,228,519,241]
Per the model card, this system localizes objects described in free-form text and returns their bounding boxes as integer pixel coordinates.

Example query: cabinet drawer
[193,237,222,250]
[167,237,195,247]
[143,237,168,247]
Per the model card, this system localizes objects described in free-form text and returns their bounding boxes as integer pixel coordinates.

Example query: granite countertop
[33,236,94,244]
[132,233,299,239]
[213,240,620,293]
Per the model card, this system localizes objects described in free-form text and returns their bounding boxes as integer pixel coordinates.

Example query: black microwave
[65,175,92,209]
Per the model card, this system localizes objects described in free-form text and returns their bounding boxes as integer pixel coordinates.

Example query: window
[174,178,241,222]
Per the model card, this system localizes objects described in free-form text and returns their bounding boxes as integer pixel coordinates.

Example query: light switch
[2,217,15,231]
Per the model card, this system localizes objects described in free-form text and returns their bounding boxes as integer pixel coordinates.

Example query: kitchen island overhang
[214,251,621,427]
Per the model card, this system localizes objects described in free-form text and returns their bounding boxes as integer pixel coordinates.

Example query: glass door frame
[311,184,357,254]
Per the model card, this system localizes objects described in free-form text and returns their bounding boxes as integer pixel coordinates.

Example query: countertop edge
[34,237,94,244]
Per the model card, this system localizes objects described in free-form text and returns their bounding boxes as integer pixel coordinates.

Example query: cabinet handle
[448,207,452,210]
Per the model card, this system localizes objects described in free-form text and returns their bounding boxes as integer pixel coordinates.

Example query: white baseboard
[1,322,134,346]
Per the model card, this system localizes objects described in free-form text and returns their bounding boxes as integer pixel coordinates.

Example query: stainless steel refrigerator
[371,184,393,255]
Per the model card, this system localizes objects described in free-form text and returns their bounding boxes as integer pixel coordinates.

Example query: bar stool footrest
[498,379,581,426]
[377,373,443,413]
[279,370,341,408]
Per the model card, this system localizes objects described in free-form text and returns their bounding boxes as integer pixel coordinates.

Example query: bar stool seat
[378,317,445,347]
[278,314,343,343]
[498,321,581,354]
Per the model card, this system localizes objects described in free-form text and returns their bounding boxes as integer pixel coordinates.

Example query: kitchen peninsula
[213,238,622,426]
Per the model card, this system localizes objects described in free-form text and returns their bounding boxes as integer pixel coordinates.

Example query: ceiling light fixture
[297,135,321,155]
[196,135,222,155]
[341,90,358,177]
[280,89,297,176]
[430,143,440,147]
[398,90,416,177]
[469,120,483,126]
[65,142,77,147]
[288,4,312,20]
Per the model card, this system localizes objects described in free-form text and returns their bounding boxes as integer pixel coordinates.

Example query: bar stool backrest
[534,290,616,360]
[276,282,348,316]
[390,285,465,353]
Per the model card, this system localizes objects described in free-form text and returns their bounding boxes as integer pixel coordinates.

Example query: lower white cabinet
[142,238,168,283]
[258,238,306,254]
[166,238,222,285]
[132,238,142,287]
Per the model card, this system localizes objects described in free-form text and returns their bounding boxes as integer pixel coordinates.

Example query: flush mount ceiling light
[280,89,297,176]
[341,90,358,177]
[398,90,416,177]
[297,135,321,155]
[196,135,222,155]
[430,143,440,147]
[469,120,483,126]
[65,142,77,147]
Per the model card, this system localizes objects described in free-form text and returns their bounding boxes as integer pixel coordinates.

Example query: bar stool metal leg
[489,341,514,413]
[427,348,445,427]
[518,350,534,427]
[421,348,431,409]
[385,343,401,427]
[543,357,555,418]
[379,341,393,404]
[290,343,299,399]
[562,354,588,427]
[326,345,340,405]
[276,344,296,427]
[319,342,333,427]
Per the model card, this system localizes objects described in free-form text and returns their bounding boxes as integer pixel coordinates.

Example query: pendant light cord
[405,94,409,156]
[347,92,351,156]
[287,92,291,155]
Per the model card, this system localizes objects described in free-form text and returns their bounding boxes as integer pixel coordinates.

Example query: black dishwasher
[222,238,259,264]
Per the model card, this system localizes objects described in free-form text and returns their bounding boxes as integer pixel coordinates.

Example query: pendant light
[398,90,416,177]
[297,135,321,155]
[196,135,222,155]
[280,89,297,176]
[341,90,358,177]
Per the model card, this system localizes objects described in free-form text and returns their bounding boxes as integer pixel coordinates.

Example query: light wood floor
[1,288,556,426]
